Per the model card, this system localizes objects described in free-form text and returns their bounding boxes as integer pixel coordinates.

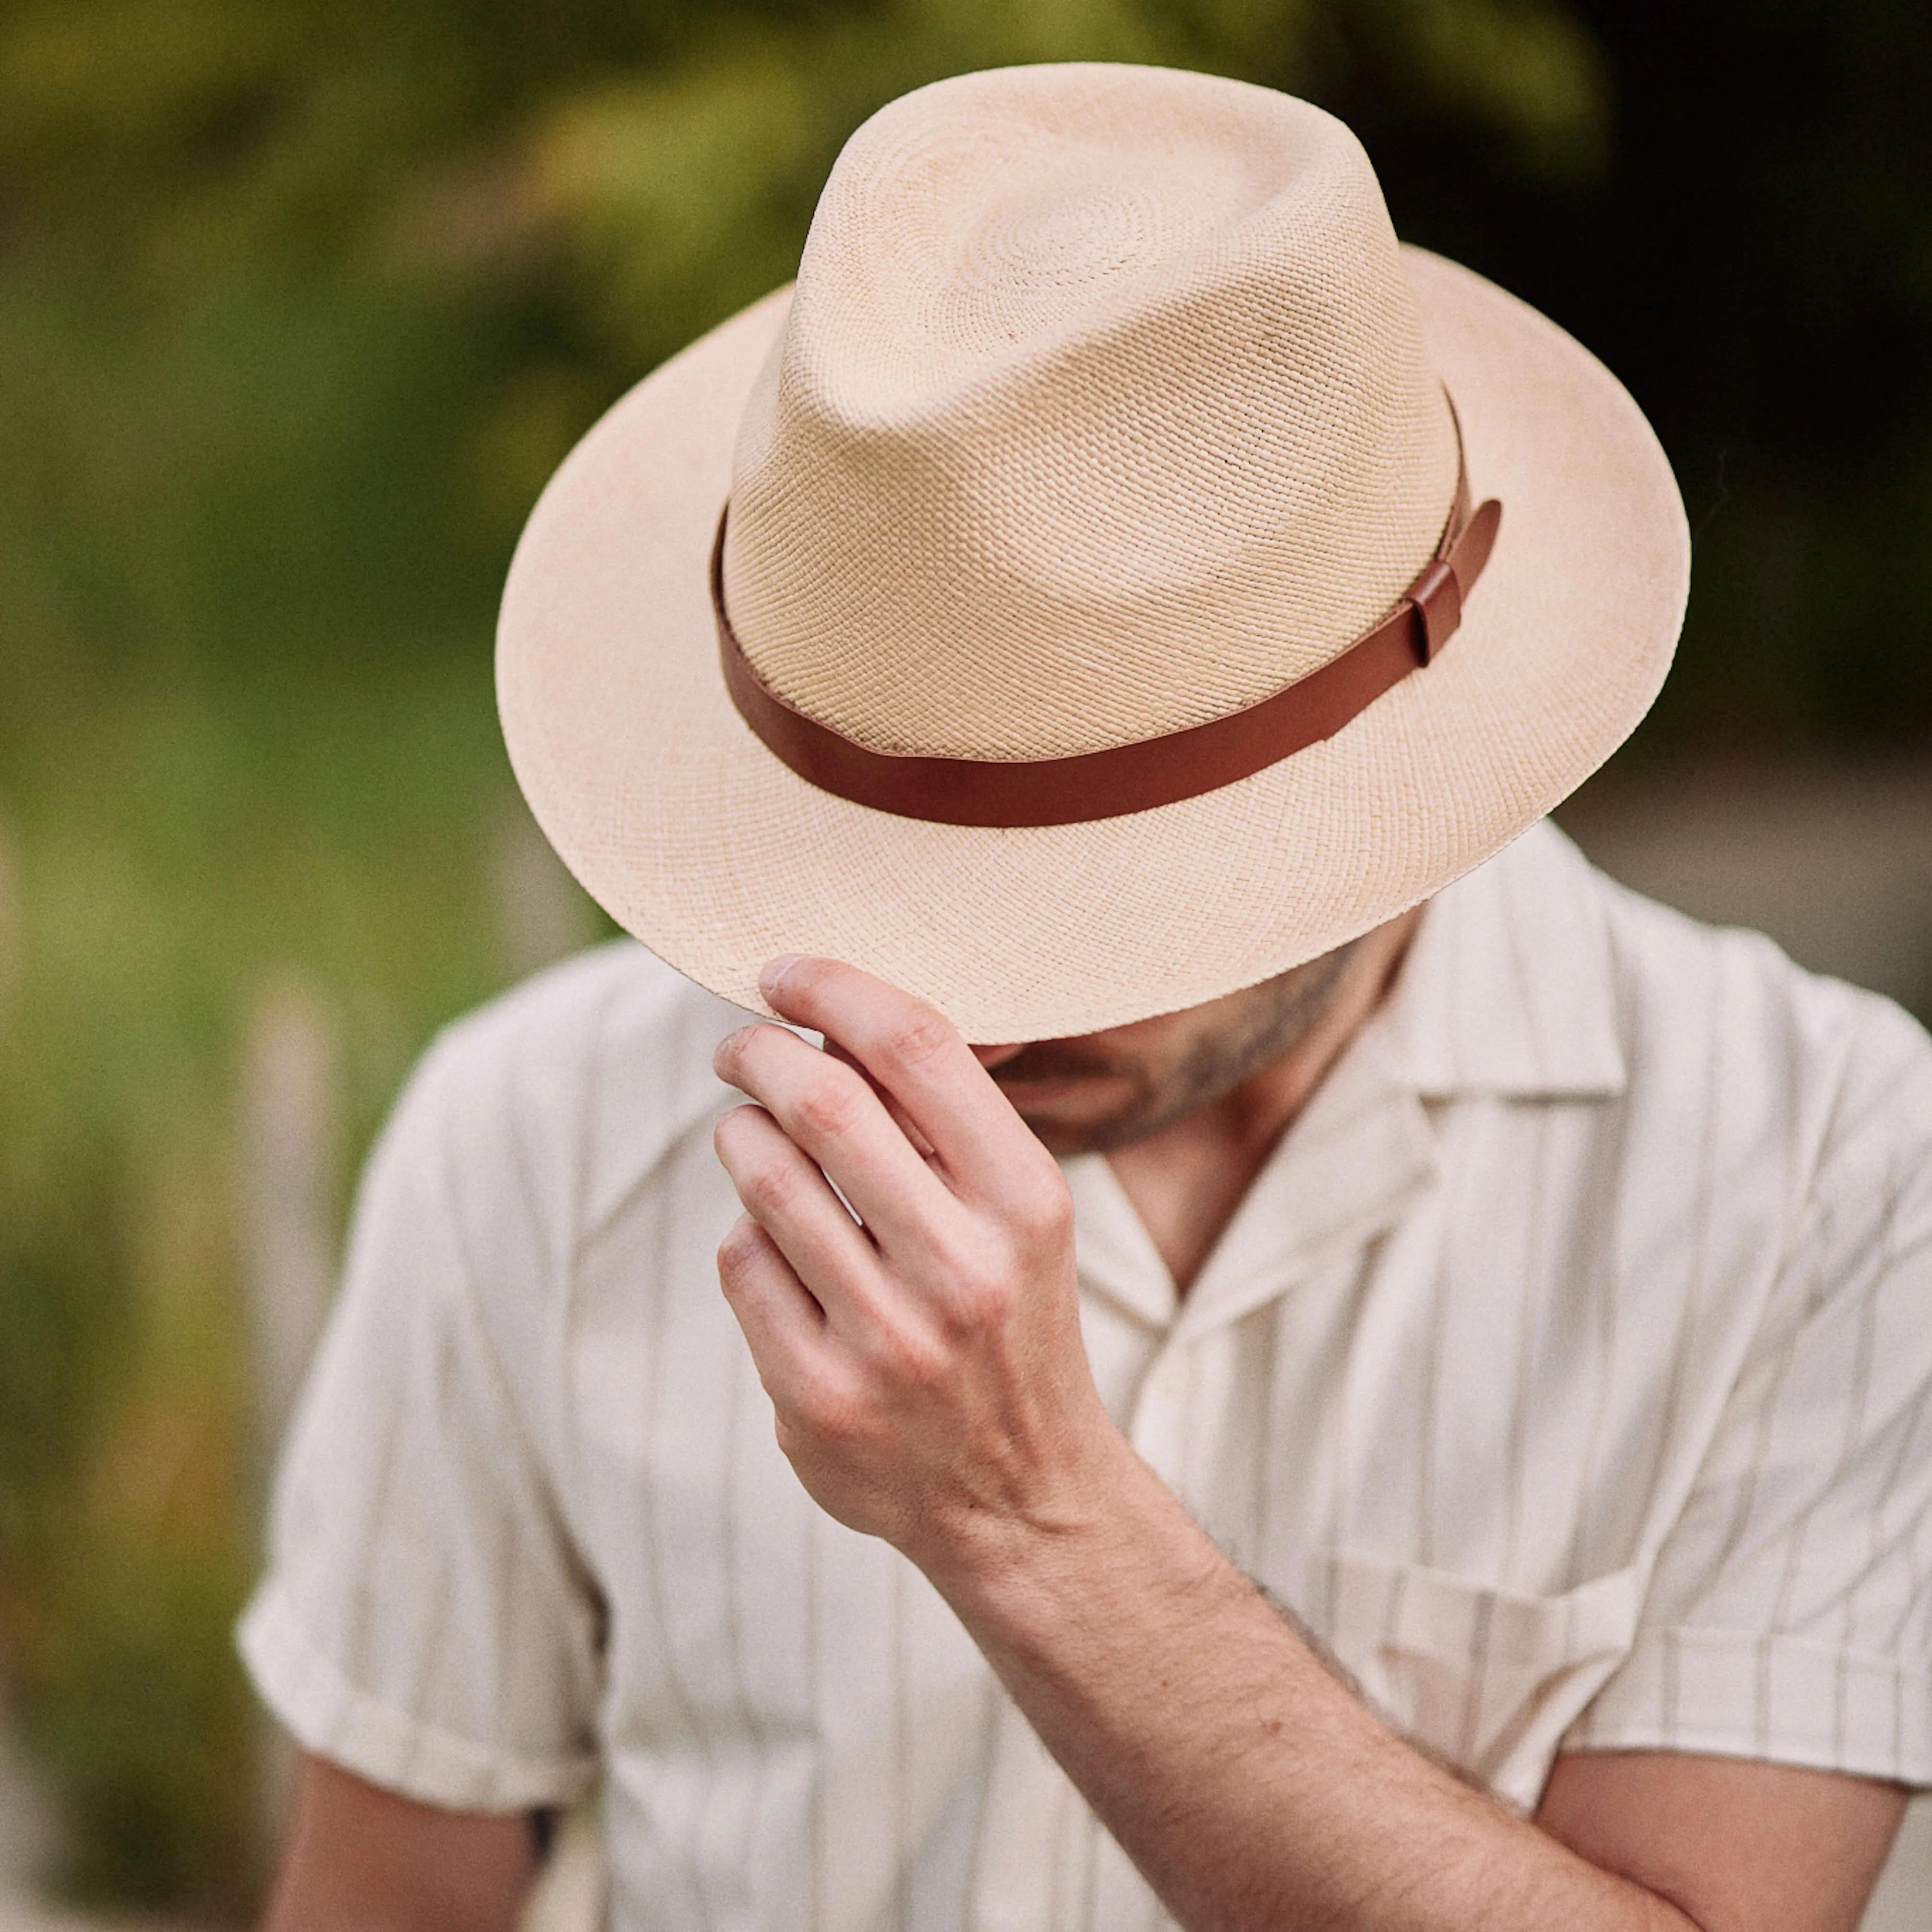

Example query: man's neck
[1105,911,1421,1295]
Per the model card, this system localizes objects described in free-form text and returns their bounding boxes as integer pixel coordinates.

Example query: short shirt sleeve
[1569,993,1932,1785]
[238,1026,604,1811]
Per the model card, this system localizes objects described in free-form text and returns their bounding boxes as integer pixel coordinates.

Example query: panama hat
[498,62,1688,1041]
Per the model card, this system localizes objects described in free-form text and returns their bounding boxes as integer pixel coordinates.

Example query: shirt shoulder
[1583,840,1932,1156]
[394,940,750,1290]
[1394,819,1932,1123]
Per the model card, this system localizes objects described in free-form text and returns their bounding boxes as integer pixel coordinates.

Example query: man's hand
[711,953,1133,1579]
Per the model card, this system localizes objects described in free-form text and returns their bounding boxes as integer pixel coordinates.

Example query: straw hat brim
[497,247,1689,1040]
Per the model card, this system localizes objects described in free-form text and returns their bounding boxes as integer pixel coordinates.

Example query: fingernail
[759,954,802,997]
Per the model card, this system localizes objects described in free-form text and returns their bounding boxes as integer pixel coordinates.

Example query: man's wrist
[910,1425,1236,1663]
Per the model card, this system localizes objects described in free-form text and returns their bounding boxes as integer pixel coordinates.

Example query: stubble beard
[992,941,1364,1155]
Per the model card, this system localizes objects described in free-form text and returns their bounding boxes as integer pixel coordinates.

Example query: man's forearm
[924,1433,1693,1932]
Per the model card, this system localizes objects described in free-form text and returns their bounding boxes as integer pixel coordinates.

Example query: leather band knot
[1404,556,1463,663]
[713,422,1502,829]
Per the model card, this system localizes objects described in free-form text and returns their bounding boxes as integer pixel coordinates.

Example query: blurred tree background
[0,0,1929,1912]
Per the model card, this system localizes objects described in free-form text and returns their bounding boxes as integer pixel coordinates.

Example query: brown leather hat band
[713,461,1502,830]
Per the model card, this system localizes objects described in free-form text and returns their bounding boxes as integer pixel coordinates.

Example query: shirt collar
[1385,819,1627,1101]
[1066,820,1626,1338]
[1063,1020,1443,1340]
[1063,1154,1179,1329]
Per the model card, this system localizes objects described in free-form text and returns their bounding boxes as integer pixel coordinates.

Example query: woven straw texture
[723,66,1457,759]
[498,65,1689,1041]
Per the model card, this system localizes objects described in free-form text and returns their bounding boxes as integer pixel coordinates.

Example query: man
[246,63,1930,1932]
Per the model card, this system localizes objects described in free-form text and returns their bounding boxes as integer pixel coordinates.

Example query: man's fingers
[714,1102,894,1312]
[713,1027,966,1261]
[714,1210,837,1405]
[824,1039,937,1159]
[757,956,1055,1209]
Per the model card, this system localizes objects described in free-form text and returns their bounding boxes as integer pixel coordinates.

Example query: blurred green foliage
[0,0,1928,1911]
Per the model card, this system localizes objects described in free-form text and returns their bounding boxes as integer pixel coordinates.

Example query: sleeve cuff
[237,1582,598,1812]
[1564,1626,1932,1788]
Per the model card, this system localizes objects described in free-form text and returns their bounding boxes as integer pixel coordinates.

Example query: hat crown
[721,63,1458,761]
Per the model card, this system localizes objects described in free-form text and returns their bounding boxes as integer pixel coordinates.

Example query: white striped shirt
[240,821,1932,1932]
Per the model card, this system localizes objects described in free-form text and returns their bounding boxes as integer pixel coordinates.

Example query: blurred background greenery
[1,0,1930,1914]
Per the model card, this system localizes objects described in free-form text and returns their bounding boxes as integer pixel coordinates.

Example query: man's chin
[991,1065,1160,1154]
[1011,1119,1101,1157]
[1001,1098,1159,1157]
